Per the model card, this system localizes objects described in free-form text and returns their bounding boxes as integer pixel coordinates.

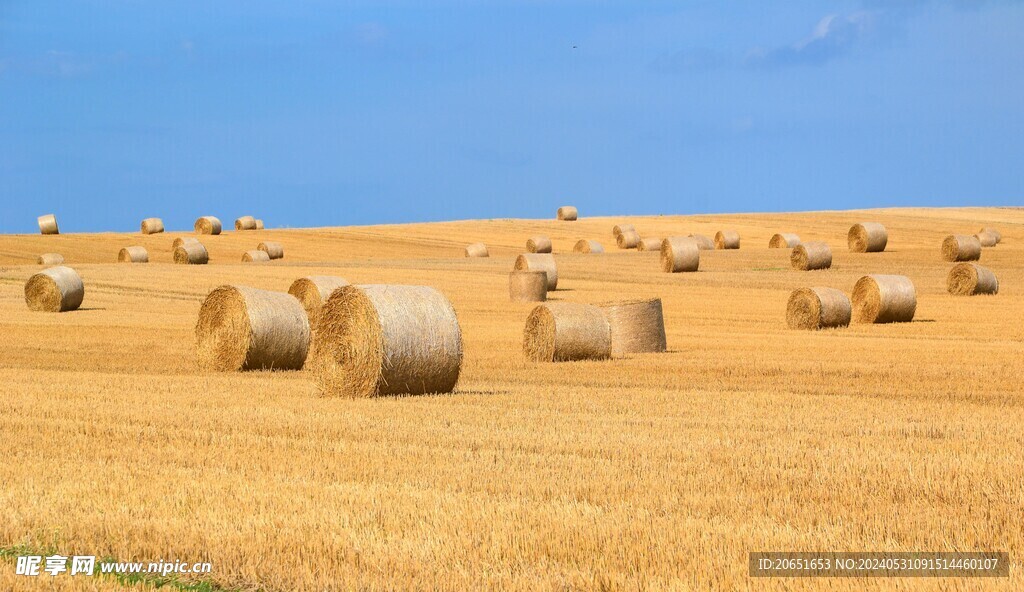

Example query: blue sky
[1,1,1022,232]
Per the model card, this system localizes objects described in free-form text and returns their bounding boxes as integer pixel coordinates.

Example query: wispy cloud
[746,11,879,67]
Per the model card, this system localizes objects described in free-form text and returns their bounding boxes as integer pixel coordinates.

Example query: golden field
[0,207,1021,591]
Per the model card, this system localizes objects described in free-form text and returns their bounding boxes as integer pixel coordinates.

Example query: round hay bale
[464,243,489,258]
[258,241,284,260]
[140,218,165,235]
[523,302,611,362]
[975,230,998,248]
[688,234,714,250]
[242,250,270,262]
[616,230,640,249]
[637,237,662,252]
[117,246,149,263]
[947,263,999,296]
[852,274,916,324]
[255,219,265,230]
[573,240,604,254]
[790,241,832,271]
[612,224,635,238]
[941,234,981,262]
[847,222,888,253]
[37,253,64,265]
[235,216,257,231]
[514,254,558,290]
[786,287,851,330]
[194,216,222,235]
[714,230,740,250]
[526,236,553,253]
[25,266,84,312]
[599,298,667,357]
[660,237,700,273]
[313,284,463,397]
[557,206,578,221]
[172,237,201,250]
[37,214,59,235]
[979,227,1001,244]
[196,285,310,372]
[173,242,209,265]
[288,275,350,328]
[769,233,801,248]
[509,271,547,302]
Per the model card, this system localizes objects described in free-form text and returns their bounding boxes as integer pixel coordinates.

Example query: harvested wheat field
[0,206,1022,591]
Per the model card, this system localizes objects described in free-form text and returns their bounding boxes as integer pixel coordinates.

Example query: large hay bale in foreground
[509,271,547,302]
[173,242,209,265]
[526,236,553,253]
[194,216,222,235]
[258,241,284,260]
[172,237,201,250]
[769,233,801,248]
[660,237,699,272]
[715,230,740,250]
[288,275,350,328]
[141,218,165,235]
[947,263,999,296]
[616,230,640,249]
[255,219,265,230]
[38,214,59,235]
[848,223,888,253]
[313,285,463,397]
[557,206,578,221]
[514,254,558,290]
[790,241,832,271]
[786,287,851,330]
[599,298,667,357]
[573,240,604,254]
[975,230,998,247]
[688,234,714,250]
[978,227,1001,244]
[464,243,489,257]
[117,246,149,263]
[941,234,981,262]
[242,250,270,262]
[852,274,916,324]
[523,302,611,362]
[25,266,84,312]
[37,253,64,265]
[637,237,662,252]
[235,216,257,231]
[612,224,635,238]
[196,285,310,372]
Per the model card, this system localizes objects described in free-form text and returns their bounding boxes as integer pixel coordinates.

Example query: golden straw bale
[941,234,982,262]
[174,242,209,265]
[599,298,667,357]
[852,274,916,323]
[37,253,64,265]
[790,241,832,271]
[688,234,714,250]
[848,223,888,253]
[947,263,999,296]
[526,236,553,253]
[509,271,547,302]
[242,250,270,262]
[235,216,257,231]
[975,230,998,247]
[714,230,740,249]
[573,240,604,254]
[258,241,285,260]
[464,243,489,257]
[769,233,801,248]
[637,237,662,252]
[255,219,265,230]
[786,287,851,330]
[514,254,558,290]
[172,237,201,250]
[616,230,640,249]
[25,266,84,312]
[978,227,1001,244]
[117,246,149,263]
[523,302,611,362]
[660,237,699,272]
[140,218,165,235]
[288,276,350,328]
[612,224,635,238]
[194,216,222,235]
[37,214,59,235]
[557,206,578,221]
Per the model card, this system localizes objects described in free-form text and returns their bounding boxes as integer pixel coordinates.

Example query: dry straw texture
[660,237,700,273]
[313,284,463,398]
[947,263,999,296]
[172,237,200,250]
[688,234,714,250]
[786,287,851,330]
[769,233,801,248]
[258,241,285,260]
[573,239,604,254]
[526,236,553,253]
[714,230,740,249]
[790,241,832,271]
[975,230,998,247]
[508,271,548,302]
[464,243,489,257]
[852,274,916,324]
[173,242,209,265]
[255,219,265,230]
[242,250,270,263]
[117,246,149,263]
[941,234,982,262]
[37,253,64,265]
[235,216,257,231]
[612,224,635,238]
[599,298,667,357]
[979,227,1002,244]
[847,222,888,253]
[25,266,84,312]
[37,214,59,235]
[556,206,578,221]
[523,302,611,362]
[194,216,222,235]
[616,230,640,249]
[196,285,310,372]
[637,237,662,252]
[140,218,165,235]
[288,276,351,329]
[514,254,558,290]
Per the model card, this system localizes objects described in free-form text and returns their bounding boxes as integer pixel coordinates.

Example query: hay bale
[37,214,59,235]
[847,222,888,253]
[523,302,611,362]
[573,240,604,254]
[235,216,257,231]
[769,233,801,248]
[947,263,999,296]
[140,218,165,235]
[255,219,265,230]
[288,276,350,328]
[464,243,489,257]
[941,234,982,262]
[688,234,714,250]
[526,236,553,253]
[979,227,1001,244]
[786,287,851,330]
[258,241,284,260]
[599,298,666,357]
[37,253,64,265]
[173,242,209,265]
[514,253,558,290]
[557,206,578,221]
[714,230,740,250]
[637,237,662,252]
[660,237,700,272]
[509,271,547,302]
[25,266,84,312]
[975,230,998,247]
[790,241,832,271]
[852,274,916,324]
[172,237,201,250]
[313,284,463,397]
[242,250,270,262]
[194,216,222,235]
[616,230,640,249]
[612,224,635,238]
[117,246,149,263]
[196,285,310,372]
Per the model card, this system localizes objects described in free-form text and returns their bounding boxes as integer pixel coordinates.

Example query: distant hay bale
[140,218,165,235]
[523,302,611,362]
[847,223,888,253]
[464,242,489,257]
[786,287,851,330]
[616,230,640,249]
[599,298,667,357]
[37,214,59,235]
[612,224,635,238]
[947,263,999,296]
[288,275,350,328]
[769,233,801,248]
[242,250,270,262]
[172,237,201,250]
[688,234,714,250]
[526,236,553,253]
[514,253,558,290]
[257,241,284,260]
[714,230,740,249]
[975,230,998,247]
[37,253,64,265]
[255,219,265,230]
[790,241,832,271]
[235,216,257,231]
[195,285,310,372]
[941,234,982,262]
[173,242,209,265]
[25,266,84,312]
[509,271,548,302]
[573,240,604,254]
[660,237,699,272]
[852,274,916,324]
[978,227,1001,244]
[117,246,149,263]
[313,284,463,397]
[637,237,662,252]
[557,206,578,221]
[194,216,222,235]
